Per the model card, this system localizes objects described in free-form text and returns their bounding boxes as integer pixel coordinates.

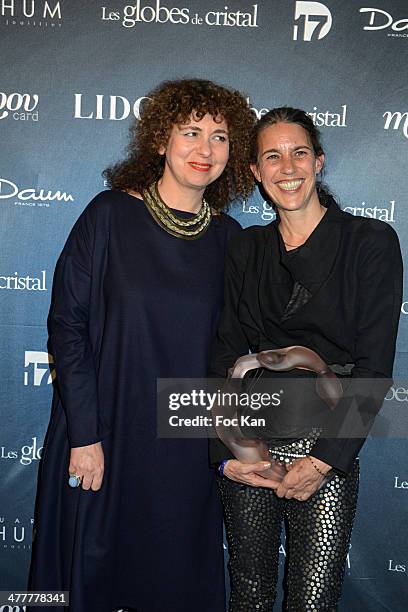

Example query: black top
[209,197,403,473]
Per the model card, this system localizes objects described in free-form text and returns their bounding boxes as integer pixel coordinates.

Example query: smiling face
[159,113,230,195]
[250,121,324,213]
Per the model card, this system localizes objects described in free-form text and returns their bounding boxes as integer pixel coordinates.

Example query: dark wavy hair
[250,106,333,204]
[103,78,256,211]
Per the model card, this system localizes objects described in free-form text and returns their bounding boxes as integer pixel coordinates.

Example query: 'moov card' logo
[0,92,39,120]
[293,1,332,41]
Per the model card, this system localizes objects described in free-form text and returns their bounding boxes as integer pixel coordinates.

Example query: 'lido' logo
[74,93,149,121]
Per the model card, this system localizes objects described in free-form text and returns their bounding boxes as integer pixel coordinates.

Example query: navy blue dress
[29,190,239,612]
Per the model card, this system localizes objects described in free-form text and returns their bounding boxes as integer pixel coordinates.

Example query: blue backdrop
[1,1,407,610]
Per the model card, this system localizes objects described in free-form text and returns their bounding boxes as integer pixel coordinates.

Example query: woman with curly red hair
[28,79,255,612]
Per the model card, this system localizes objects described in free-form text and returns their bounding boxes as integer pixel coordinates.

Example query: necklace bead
[143,182,211,240]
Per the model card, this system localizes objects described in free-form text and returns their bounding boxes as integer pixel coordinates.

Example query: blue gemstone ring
[68,474,81,488]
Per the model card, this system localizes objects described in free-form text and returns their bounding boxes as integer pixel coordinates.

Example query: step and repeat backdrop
[1,1,407,610]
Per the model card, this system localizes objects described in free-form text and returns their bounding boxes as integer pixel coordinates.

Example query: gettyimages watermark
[168,387,282,411]
[157,378,408,440]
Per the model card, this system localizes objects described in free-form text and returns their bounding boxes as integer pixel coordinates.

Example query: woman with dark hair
[28,78,255,612]
[210,107,403,610]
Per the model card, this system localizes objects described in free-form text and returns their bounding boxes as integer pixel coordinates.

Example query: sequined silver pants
[218,461,359,612]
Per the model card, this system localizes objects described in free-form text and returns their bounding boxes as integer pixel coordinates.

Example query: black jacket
[209,197,403,473]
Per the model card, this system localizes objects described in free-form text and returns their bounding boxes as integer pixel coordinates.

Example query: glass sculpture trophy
[211,346,343,483]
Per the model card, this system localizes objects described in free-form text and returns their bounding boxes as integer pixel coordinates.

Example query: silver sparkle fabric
[218,458,359,611]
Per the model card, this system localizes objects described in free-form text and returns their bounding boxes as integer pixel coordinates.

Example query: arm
[49,200,105,490]
[209,233,276,486]
[209,233,250,464]
[311,222,403,474]
[276,224,402,500]
[278,222,403,499]
[210,233,252,379]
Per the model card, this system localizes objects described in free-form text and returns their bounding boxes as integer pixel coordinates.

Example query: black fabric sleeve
[311,223,403,473]
[48,203,102,448]
[209,233,252,465]
[210,234,252,378]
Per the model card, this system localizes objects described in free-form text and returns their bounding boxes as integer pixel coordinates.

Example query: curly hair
[103,78,256,211]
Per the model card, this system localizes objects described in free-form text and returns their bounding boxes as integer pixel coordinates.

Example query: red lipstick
[189,162,211,172]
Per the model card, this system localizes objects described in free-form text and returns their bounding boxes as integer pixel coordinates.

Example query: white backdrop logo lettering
[20,438,43,465]
[101,2,259,28]
[308,104,347,127]
[401,302,408,315]
[394,477,408,489]
[24,351,54,386]
[0,271,47,291]
[0,446,18,460]
[1,438,43,465]
[247,98,269,120]
[293,1,332,41]
[0,178,74,206]
[388,560,406,572]
[383,112,408,140]
[0,92,39,121]
[74,93,149,120]
[342,200,395,223]
[360,8,408,37]
[1,0,62,26]
[248,100,347,127]
[121,2,189,26]
[0,516,33,550]
[385,387,408,402]
[203,5,258,28]
[242,200,276,222]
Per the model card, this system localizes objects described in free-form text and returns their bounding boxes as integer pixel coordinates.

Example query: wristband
[307,455,328,477]
[218,459,229,477]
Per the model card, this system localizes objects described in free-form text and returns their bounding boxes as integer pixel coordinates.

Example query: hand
[69,442,104,491]
[275,456,332,501]
[223,460,281,489]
